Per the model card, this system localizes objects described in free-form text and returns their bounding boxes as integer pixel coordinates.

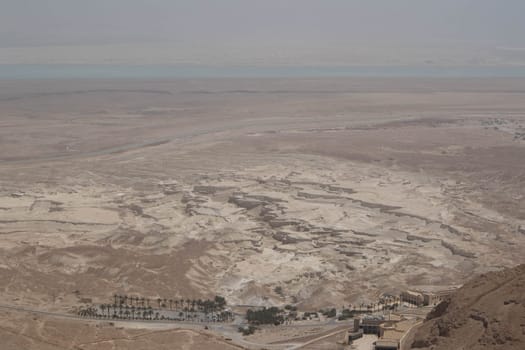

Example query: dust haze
[1,1,525,350]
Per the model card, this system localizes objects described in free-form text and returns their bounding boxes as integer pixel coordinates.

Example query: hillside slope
[410,264,525,350]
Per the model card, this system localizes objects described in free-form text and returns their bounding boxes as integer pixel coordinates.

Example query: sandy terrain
[0,308,243,350]
[0,78,524,327]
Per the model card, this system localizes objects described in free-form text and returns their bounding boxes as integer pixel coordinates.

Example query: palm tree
[202,300,208,316]
[100,304,106,318]
[211,299,217,317]
[157,298,162,309]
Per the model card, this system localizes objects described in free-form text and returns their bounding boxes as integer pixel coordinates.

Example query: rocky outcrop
[406,234,434,243]
[440,240,476,258]
[296,191,344,200]
[410,264,525,350]
[193,185,235,195]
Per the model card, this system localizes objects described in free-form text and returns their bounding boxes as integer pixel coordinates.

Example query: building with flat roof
[401,286,460,307]
[374,339,399,350]
[400,290,424,306]
[376,319,418,350]
[344,318,363,344]
[374,339,400,350]
[423,292,441,306]
[361,315,385,335]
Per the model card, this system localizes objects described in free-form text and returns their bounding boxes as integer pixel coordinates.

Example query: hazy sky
[1,0,524,65]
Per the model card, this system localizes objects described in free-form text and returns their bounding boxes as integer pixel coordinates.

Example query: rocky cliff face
[411,264,525,350]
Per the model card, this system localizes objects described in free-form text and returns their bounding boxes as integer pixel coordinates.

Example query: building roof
[402,290,423,297]
[375,339,399,346]
[381,319,418,341]
[363,315,384,321]
[387,313,403,321]
[382,330,404,340]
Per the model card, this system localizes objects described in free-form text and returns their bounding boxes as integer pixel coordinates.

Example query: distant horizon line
[2,64,525,80]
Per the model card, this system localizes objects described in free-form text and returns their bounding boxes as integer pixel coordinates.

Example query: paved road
[289,327,349,350]
[400,320,423,350]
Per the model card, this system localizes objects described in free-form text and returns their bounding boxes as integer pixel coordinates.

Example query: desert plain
[0,77,524,348]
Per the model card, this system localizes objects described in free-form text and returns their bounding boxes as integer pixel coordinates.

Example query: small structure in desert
[361,315,385,335]
[374,339,400,350]
[343,318,363,344]
[400,286,459,307]
[374,318,418,350]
